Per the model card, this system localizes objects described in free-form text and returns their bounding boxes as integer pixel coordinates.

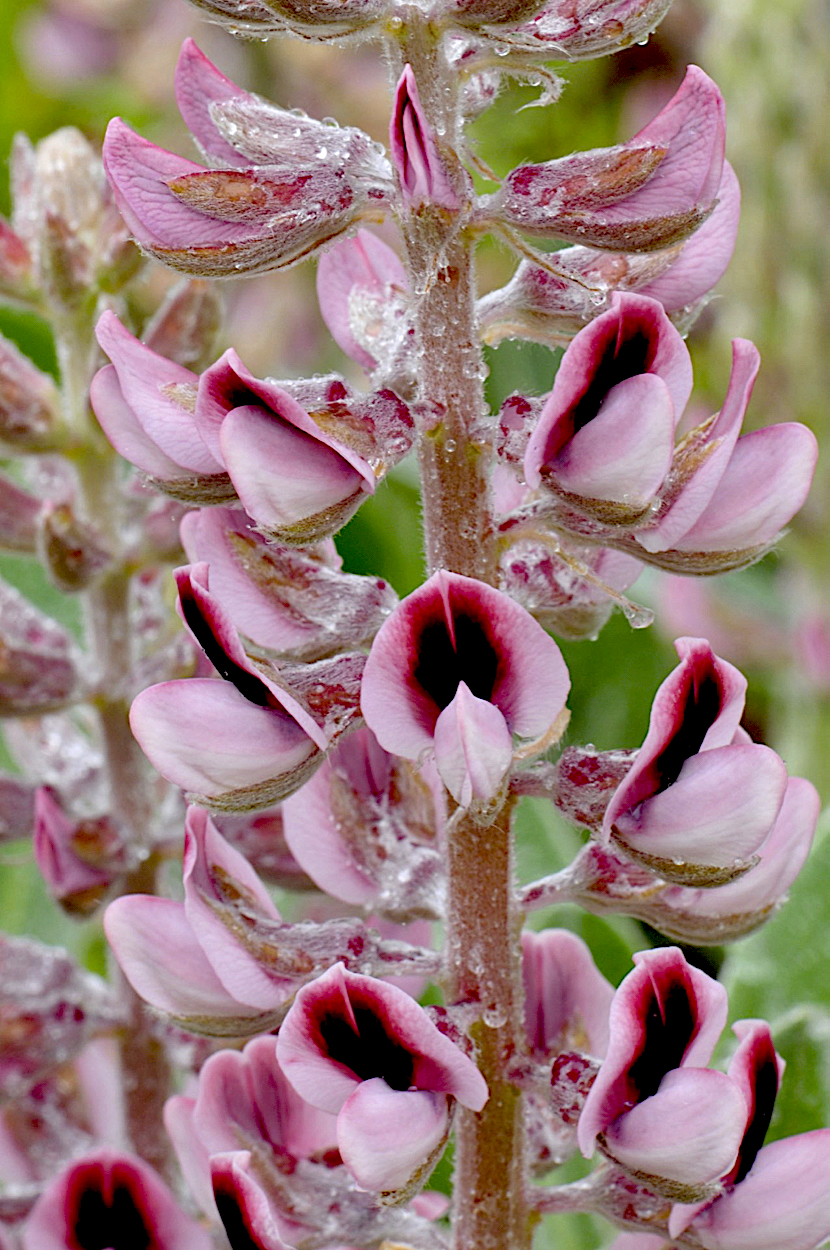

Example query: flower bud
[0,333,60,451]
[38,502,112,593]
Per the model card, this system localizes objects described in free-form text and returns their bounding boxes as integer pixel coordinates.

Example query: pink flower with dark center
[602,637,790,886]
[578,947,746,1201]
[21,1149,212,1249]
[277,963,488,1191]
[360,569,570,806]
[524,291,692,524]
[130,563,328,809]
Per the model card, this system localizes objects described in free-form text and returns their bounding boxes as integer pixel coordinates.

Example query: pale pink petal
[219,404,368,533]
[211,1151,294,1250]
[638,339,760,553]
[670,423,818,552]
[164,1095,217,1219]
[129,679,319,799]
[549,372,674,504]
[282,756,377,905]
[337,1079,449,1191]
[390,66,459,211]
[522,928,614,1059]
[663,777,819,919]
[433,682,514,806]
[640,163,740,310]
[104,895,258,1019]
[694,1131,830,1250]
[174,38,247,166]
[316,229,409,373]
[605,1067,745,1185]
[90,366,190,479]
[94,310,219,473]
[613,743,788,867]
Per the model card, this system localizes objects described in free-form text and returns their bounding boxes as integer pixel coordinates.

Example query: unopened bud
[0,471,41,553]
[0,218,34,302]
[143,278,223,373]
[11,128,138,307]
[0,577,80,714]
[38,502,112,592]
[0,333,60,451]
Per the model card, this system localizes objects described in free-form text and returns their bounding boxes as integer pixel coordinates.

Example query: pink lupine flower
[130,563,328,808]
[33,786,121,916]
[180,507,399,661]
[634,339,818,566]
[102,41,391,278]
[105,806,293,1029]
[316,229,411,377]
[602,637,790,886]
[164,1036,338,1233]
[390,66,461,211]
[282,726,444,917]
[360,569,570,807]
[523,928,614,1061]
[661,1022,830,1250]
[21,1149,213,1250]
[94,311,389,541]
[478,163,741,347]
[277,963,488,1191]
[521,296,817,571]
[490,67,725,253]
[524,291,693,523]
[578,947,746,1200]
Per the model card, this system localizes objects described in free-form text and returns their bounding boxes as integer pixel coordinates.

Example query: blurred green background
[0,1,828,1244]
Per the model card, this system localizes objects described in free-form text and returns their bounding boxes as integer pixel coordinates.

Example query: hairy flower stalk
[386,24,533,1250]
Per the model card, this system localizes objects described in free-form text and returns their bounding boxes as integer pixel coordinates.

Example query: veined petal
[282,755,377,905]
[104,896,260,1020]
[613,743,788,872]
[669,422,818,552]
[94,311,219,474]
[182,808,293,1010]
[129,679,319,802]
[90,366,192,480]
[337,1080,449,1191]
[639,163,740,310]
[433,682,513,806]
[638,339,760,553]
[694,1131,830,1250]
[604,1067,745,1189]
[174,39,248,166]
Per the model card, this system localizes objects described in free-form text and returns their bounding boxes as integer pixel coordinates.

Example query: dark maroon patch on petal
[413,613,500,711]
[179,583,273,708]
[626,976,696,1101]
[214,1183,264,1250]
[318,1005,415,1091]
[569,328,653,438]
[733,1036,780,1183]
[651,669,721,792]
[67,1165,155,1250]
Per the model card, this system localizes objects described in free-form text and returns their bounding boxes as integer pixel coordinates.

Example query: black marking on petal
[627,978,696,1101]
[71,1182,153,1250]
[414,612,500,711]
[179,583,273,707]
[318,1005,415,1091]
